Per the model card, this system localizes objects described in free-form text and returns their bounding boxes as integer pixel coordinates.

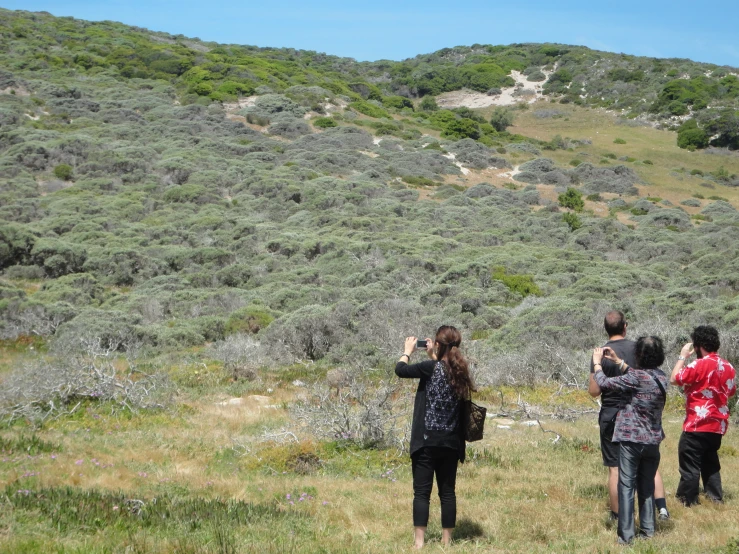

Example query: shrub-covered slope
[1,9,739,370]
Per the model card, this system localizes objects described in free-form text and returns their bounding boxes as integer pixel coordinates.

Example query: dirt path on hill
[435,68,556,109]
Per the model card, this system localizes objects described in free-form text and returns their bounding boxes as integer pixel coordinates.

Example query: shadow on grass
[455,518,485,540]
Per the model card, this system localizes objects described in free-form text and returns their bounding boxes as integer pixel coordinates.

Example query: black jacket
[396,359,465,463]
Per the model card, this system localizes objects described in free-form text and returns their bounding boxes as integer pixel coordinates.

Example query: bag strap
[648,371,667,405]
[648,373,667,408]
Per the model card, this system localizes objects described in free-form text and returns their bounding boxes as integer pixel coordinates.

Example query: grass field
[1,364,737,554]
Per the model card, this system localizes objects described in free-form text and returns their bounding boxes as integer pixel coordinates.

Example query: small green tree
[558,188,584,212]
[53,164,74,181]
[562,212,582,231]
[489,107,514,132]
[441,118,480,140]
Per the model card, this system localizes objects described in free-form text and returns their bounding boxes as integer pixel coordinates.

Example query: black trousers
[411,446,459,528]
[676,431,723,506]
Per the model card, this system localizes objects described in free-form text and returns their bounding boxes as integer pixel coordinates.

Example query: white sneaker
[658,507,670,520]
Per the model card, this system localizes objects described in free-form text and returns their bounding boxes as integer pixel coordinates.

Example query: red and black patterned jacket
[594,368,668,445]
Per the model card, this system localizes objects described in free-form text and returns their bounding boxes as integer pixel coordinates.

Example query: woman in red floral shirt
[670,325,737,506]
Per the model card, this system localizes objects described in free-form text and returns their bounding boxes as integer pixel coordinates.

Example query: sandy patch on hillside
[1,85,29,96]
[498,165,521,180]
[223,95,259,112]
[443,152,470,175]
[436,68,555,109]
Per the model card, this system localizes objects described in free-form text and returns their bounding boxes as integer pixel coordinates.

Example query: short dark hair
[604,310,626,337]
[635,336,665,369]
[691,325,720,353]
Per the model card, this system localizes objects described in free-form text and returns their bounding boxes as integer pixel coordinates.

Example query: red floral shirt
[675,353,736,434]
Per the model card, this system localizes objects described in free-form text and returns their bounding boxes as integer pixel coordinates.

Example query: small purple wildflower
[75,460,83,465]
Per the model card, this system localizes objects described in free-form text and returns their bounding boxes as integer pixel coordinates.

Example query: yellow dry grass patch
[508,101,739,208]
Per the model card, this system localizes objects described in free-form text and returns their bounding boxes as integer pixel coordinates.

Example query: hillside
[2,7,739,364]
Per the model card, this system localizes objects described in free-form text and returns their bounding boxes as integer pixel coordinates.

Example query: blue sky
[4,0,739,67]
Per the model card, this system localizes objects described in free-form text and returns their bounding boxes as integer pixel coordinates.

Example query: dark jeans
[676,431,723,506]
[411,446,459,528]
[618,442,660,544]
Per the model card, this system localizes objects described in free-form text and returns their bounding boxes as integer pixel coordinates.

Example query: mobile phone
[416,339,428,349]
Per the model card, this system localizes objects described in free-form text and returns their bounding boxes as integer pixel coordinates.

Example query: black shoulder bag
[462,397,486,442]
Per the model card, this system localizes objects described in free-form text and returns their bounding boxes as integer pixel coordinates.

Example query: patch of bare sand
[436,68,556,109]
[222,95,259,113]
[1,86,29,96]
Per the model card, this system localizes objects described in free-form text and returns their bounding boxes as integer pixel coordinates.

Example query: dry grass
[0,380,737,553]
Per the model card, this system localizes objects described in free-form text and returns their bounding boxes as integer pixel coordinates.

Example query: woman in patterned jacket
[592,336,669,545]
[395,325,475,549]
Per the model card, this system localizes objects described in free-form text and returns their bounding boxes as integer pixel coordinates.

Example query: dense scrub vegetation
[1,8,739,384]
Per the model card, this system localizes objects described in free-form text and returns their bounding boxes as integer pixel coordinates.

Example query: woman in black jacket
[395,325,474,549]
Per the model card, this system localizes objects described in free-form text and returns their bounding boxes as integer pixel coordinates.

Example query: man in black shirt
[589,311,669,520]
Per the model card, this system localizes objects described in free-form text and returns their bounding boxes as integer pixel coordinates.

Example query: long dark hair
[435,325,475,398]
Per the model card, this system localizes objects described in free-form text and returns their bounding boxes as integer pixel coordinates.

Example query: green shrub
[190,82,214,96]
[0,224,37,270]
[382,96,413,110]
[313,117,337,128]
[586,193,602,202]
[225,307,275,335]
[163,184,207,203]
[423,141,445,152]
[562,212,582,231]
[420,96,439,112]
[31,239,87,278]
[491,267,542,297]
[569,159,582,167]
[643,159,653,165]
[558,188,584,212]
[53,164,74,181]
[348,101,390,119]
[246,113,270,126]
[441,118,481,140]
[677,120,709,150]
[613,138,626,144]
[489,107,514,132]
[401,176,440,187]
[711,166,731,181]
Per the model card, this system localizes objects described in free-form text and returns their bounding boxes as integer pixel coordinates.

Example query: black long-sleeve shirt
[395,359,465,462]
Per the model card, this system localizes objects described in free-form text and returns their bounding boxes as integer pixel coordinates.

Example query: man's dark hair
[691,325,720,353]
[604,310,626,337]
[635,336,665,369]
